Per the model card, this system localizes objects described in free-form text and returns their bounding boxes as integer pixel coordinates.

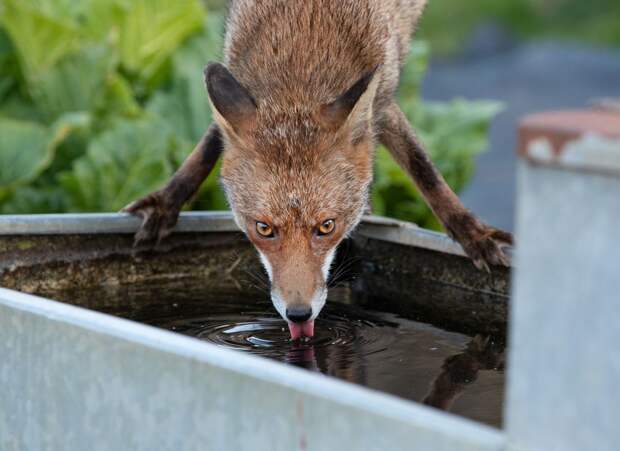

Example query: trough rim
[0,211,486,260]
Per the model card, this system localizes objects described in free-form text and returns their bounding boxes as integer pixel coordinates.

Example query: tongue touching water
[147,297,400,366]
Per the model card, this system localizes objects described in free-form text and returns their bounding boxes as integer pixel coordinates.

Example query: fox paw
[121,191,180,246]
[445,214,513,272]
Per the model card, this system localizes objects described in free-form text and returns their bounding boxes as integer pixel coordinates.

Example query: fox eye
[317,219,336,236]
[256,221,275,238]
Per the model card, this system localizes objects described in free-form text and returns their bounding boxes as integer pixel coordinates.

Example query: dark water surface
[126,288,506,428]
[53,280,505,427]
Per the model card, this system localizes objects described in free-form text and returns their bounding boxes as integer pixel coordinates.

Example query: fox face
[205,63,377,339]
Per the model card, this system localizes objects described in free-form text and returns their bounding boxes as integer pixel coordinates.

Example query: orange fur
[212,1,427,318]
[125,0,512,327]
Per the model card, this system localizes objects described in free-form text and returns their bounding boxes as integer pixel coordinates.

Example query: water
[51,281,505,427]
[131,290,505,428]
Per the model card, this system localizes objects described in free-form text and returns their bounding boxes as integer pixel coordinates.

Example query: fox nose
[286,305,312,323]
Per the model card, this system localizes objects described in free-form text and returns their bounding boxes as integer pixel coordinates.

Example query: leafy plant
[0,0,499,231]
[58,117,175,212]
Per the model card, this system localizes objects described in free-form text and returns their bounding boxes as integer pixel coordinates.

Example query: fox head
[204,62,378,339]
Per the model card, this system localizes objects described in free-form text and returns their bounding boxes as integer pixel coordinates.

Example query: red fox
[123,0,512,340]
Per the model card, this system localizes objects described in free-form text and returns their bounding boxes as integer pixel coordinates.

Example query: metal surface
[0,231,258,297]
[0,288,505,451]
[0,212,472,261]
[356,217,468,258]
[506,139,620,451]
[0,211,239,235]
[354,238,510,337]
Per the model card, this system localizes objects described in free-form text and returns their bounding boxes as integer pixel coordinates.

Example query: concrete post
[506,110,620,451]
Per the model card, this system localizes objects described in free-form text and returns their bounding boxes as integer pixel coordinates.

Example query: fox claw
[121,192,179,247]
[447,219,513,271]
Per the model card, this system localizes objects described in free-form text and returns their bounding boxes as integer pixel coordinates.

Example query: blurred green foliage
[0,0,500,230]
[418,0,620,55]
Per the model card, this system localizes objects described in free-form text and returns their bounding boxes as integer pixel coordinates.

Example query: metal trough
[0,212,509,451]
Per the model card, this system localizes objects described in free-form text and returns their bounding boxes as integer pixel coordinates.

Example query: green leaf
[97,72,142,121]
[0,0,80,83]
[0,119,48,202]
[116,0,206,87]
[6,0,85,22]
[0,29,19,102]
[40,123,92,181]
[78,0,132,40]
[30,45,114,121]
[0,112,89,202]
[148,14,224,144]
[0,94,42,123]
[58,118,175,212]
[0,185,66,214]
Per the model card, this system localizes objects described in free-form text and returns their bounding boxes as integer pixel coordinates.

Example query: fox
[123,0,512,340]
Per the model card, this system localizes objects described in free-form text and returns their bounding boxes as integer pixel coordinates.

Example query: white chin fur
[310,288,327,321]
[270,290,288,321]
[258,251,273,281]
[322,248,336,280]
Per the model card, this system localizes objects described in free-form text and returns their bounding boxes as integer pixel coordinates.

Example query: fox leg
[122,123,224,245]
[378,103,512,271]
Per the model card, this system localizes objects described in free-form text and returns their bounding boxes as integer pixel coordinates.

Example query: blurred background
[0,0,619,231]
[419,0,620,231]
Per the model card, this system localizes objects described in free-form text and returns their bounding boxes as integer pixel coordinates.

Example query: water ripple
[156,301,397,364]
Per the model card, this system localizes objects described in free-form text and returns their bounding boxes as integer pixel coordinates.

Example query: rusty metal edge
[524,135,620,177]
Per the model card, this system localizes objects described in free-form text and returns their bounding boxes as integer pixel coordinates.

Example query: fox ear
[204,62,257,136]
[318,67,379,138]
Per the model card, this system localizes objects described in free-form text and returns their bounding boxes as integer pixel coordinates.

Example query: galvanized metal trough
[0,212,509,451]
[4,116,619,451]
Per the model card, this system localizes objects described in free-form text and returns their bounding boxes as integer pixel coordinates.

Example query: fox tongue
[302,320,314,337]
[288,322,303,340]
[287,320,315,340]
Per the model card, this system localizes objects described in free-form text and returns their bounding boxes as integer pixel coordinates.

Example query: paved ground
[422,41,620,231]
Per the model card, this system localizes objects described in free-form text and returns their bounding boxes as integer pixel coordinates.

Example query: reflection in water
[423,335,505,411]
[144,294,506,427]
